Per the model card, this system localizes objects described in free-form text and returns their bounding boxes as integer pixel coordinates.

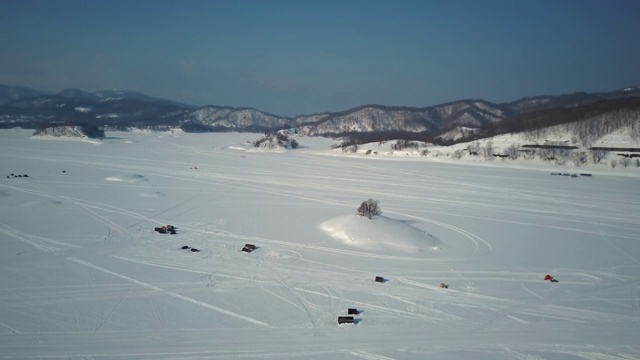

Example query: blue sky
[1,0,639,116]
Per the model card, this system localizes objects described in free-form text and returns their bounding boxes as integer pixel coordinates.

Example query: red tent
[544,274,553,281]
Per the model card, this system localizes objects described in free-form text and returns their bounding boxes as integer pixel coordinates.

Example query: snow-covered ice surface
[1,130,639,359]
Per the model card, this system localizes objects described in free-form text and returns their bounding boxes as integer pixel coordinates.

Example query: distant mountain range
[1,83,639,144]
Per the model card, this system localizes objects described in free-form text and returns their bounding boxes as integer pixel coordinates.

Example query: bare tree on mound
[357,199,382,219]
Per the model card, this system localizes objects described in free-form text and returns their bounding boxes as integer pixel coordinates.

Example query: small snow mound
[246,146,286,153]
[138,191,165,198]
[105,174,148,183]
[96,113,119,118]
[320,214,439,252]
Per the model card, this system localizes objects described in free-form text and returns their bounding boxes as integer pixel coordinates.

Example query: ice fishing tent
[338,316,354,324]
[242,244,257,252]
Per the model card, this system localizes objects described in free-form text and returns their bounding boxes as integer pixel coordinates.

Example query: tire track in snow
[259,286,307,313]
[349,350,397,360]
[113,255,271,286]
[0,222,71,253]
[0,320,21,334]
[1,183,138,239]
[398,206,640,242]
[0,224,58,252]
[2,181,184,238]
[60,155,480,259]
[3,151,491,262]
[397,276,622,325]
[506,314,530,325]
[67,257,269,327]
[382,211,493,256]
[140,266,166,329]
[199,228,463,262]
[216,163,640,251]
[275,278,317,328]
[121,252,329,327]
[520,282,543,300]
[94,287,128,332]
[0,283,211,310]
[595,222,640,265]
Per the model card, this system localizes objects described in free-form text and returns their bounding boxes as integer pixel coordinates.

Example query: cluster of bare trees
[615,157,640,168]
[452,149,465,159]
[253,132,299,149]
[390,140,421,151]
[572,151,589,166]
[484,96,640,140]
[537,147,572,164]
[357,199,382,219]
[442,97,639,148]
[466,141,496,159]
[522,107,640,147]
[519,147,640,167]
[504,144,520,159]
[460,141,633,166]
[342,145,358,153]
[517,146,610,166]
[328,131,434,149]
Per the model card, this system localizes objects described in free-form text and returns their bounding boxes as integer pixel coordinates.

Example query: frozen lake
[1,130,639,359]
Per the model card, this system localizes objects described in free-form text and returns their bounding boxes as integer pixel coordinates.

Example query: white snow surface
[96,113,120,118]
[1,129,639,359]
[320,215,440,252]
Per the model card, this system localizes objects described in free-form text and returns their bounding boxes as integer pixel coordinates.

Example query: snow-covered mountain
[0,84,51,105]
[57,88,101,102]
[0,84,638,145]
[504,87,640,114]
[0,85,192,130]
[185,106,291,131]
[298,100,513,136]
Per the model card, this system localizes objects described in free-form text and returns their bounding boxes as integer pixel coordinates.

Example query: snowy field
[1,129,639,359]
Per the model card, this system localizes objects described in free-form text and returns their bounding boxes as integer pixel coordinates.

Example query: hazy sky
[1,0,639,116]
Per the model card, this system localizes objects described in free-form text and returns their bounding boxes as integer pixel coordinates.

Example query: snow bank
[320,214,440,252]
[105,174,148,183]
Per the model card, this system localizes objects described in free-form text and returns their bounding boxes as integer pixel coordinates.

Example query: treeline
[252,131,299,149]
[180,123,282,133]
[33,122,105,138]
[522,107,639,147]
[324,131,434,148]
[480,97,640,142]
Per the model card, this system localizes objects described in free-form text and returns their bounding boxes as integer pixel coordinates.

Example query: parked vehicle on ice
[154,225,177,235]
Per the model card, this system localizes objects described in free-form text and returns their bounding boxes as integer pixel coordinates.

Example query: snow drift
[321,214,440,252]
